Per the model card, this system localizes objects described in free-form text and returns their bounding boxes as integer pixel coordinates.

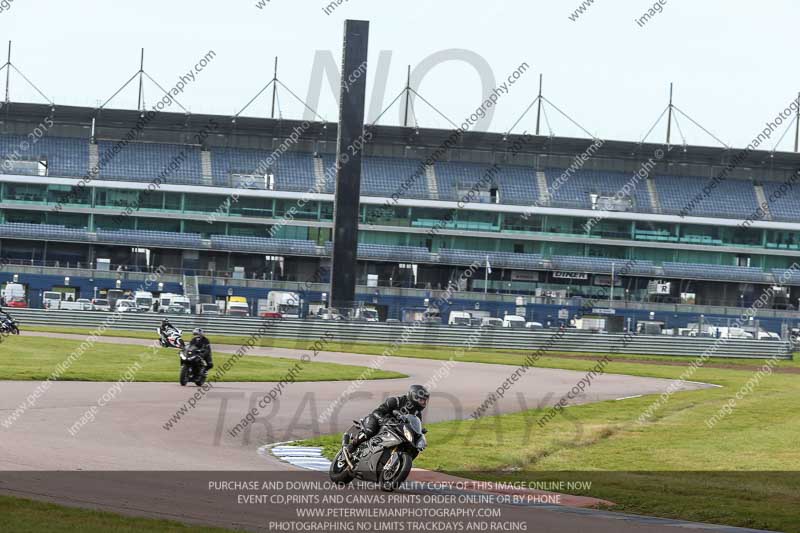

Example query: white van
[448,310,472,326]
[502,315,526,328]
[43,291,63,310]
[199,303,221,316]
[3,283,27,308]
[133,291,154,312]
[757,331,781,341]
[481,317,503,328]
[116,299,137,313]
[159,293,191,314]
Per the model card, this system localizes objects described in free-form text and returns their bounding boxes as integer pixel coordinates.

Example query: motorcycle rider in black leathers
[188,328,213,376]
[158,319,179,347]
[0,308,15,332]
[345,385,429,454]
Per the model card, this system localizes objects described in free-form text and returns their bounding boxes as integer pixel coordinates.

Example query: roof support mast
[535,73,543,136]
[794,91,800,152]
[4,41,10,106]
[666,82,673,145]
[136,48,144,112]
[270,56,278,119]
[403,65,411,127]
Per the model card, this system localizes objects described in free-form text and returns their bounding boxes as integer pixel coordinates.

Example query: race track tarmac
[1,331,711,471]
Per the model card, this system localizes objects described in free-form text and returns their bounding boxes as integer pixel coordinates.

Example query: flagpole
[610,262,615,308]
[485,255,489,294]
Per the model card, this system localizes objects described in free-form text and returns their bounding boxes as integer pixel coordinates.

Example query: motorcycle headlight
[403,426,415,443]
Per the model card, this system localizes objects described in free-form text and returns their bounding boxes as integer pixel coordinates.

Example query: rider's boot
[345,431,366,455]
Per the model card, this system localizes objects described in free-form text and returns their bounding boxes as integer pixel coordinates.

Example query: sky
[0,0,798,150]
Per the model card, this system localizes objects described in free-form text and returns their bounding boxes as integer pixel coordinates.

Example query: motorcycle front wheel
[379,452,412,492]
[179,365,189,386]
[329,450,354,486]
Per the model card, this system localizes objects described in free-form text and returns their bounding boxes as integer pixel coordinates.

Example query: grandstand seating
[96,141,202,184]
[543,168,652,211]
[0,135,88,177]
[0,219,791,285]
[495,165,539,205]
[772,268,800,285]
[655,175,759,218]
[322,242,434,263]
[318,155,430,199]
[95,229,204,248]
[211,149,317,191]
[359,243,433,263]
[434,161,538,205]
[0,222,89,240]
[551,256,657,276]
[761,181,800,221]
[1,132,787,226]
[438,248,544,270]
[663,262,770,283]
[210,235,320,255]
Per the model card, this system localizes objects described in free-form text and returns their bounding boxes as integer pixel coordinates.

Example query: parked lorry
[159,293,191,314]
[107,289,125,310]
[133,291,154,312]
[2,283,27,308]
[401,307,441,324]
[226,296,250,317]
[259,291,300,318]
[354,306,379,322]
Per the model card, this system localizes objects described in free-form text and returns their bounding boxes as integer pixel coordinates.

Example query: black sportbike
[178,348,207,387]
[0,316,20,336]
[330,411,427,491]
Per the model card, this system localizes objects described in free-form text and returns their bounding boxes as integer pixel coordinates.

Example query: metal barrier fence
[11,308,792,360]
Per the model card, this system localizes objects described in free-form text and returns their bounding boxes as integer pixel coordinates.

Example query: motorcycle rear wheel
[329,450,354,486]
[179,365,189,386]
[379,452,412,492]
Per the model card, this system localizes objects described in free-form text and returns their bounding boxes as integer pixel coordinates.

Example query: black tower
[329,19,369,310]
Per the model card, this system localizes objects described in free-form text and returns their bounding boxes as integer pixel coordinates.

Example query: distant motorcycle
[330,411,426,492]
[0,315,20,335]
[158,327,185,349]
[178,348,207,387]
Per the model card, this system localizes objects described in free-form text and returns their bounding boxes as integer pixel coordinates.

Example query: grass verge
[23,324,799,372]
[298,359,800,532]
[0,336,404,382]
[0,495,234,533]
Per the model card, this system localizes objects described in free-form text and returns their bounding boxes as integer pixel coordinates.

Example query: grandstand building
[1,102,800,329]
